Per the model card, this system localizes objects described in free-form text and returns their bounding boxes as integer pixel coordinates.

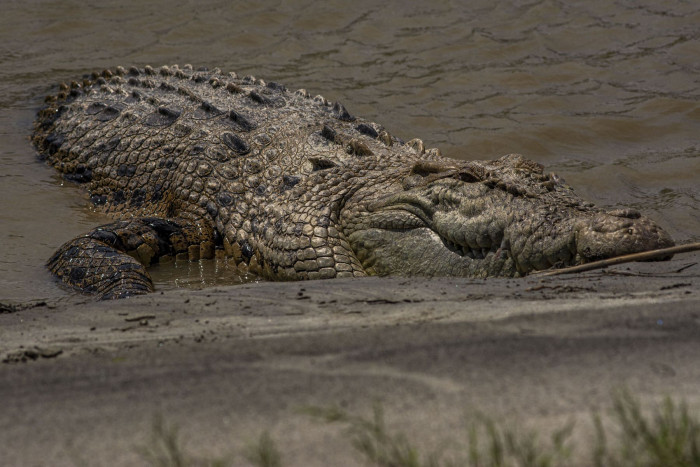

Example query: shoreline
[1,252,698,465]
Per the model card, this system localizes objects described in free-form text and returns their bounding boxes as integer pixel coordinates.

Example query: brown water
[1,0,698,302]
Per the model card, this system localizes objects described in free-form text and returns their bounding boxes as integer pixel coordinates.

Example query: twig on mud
[532,242,700,277]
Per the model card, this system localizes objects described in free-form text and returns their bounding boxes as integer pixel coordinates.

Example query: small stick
[532,242,700,277]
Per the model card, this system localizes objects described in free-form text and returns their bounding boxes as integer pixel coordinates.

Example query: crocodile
[33,64,674,299]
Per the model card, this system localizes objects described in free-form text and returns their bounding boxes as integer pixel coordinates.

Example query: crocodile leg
[47,217,216,299]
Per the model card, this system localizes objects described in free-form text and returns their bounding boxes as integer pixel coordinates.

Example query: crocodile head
[343,154,674,277]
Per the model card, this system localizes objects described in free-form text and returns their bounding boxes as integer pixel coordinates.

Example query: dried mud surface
[1,252,699,466]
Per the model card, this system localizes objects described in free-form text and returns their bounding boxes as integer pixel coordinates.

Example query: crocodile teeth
[444,237,495,261]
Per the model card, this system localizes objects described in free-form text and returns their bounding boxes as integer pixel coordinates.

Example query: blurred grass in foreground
[137,390,700,467]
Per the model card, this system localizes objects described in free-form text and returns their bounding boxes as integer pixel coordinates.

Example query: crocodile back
[33,64,428,223]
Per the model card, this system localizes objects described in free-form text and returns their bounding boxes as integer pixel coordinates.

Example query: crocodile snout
[576,211,674,262]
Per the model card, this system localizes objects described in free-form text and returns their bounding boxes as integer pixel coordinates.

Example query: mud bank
[1,252,698,465]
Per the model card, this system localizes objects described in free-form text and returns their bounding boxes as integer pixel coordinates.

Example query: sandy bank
[1,252,698,465]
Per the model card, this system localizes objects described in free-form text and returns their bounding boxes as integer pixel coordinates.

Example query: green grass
[302,403,429,467]
[593,390,700,467]
[243,431,283,467]
[135,415,230,467]
[302,403,574,467]
[135,392,700,467]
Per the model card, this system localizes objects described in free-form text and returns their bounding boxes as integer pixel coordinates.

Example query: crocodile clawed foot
[48,236,154,299]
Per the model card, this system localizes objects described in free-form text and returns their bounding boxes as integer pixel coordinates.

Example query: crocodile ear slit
[403,160,456,190]
[409,160,457,177]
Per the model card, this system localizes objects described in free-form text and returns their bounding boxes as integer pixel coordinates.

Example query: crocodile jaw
[574,209,675,263]
[347,226,520,277]
[344,177,674,278]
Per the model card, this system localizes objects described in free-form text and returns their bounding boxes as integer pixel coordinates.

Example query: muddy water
[1,0,698,302]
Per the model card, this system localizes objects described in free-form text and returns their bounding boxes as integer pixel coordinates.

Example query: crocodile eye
[458,171,481,183]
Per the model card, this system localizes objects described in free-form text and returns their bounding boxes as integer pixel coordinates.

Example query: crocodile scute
[33,65,674,298]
